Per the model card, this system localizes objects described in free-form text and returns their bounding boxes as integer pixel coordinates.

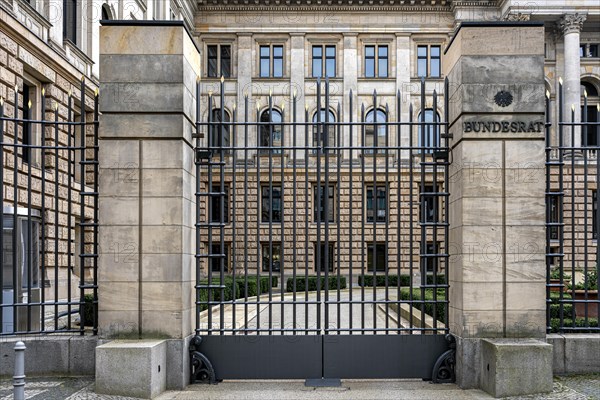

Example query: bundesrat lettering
[463,121,544,133]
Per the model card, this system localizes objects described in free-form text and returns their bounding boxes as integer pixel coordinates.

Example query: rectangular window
[364,45,388,78]
[593,190,597,240]
[261,185,282,223]
[73,108,82,182]
[417,45,441,78]
[2,215,40,290]
[549,192,560,241]
[590,44,599,58]
[425,242,438,274]
[366,185,387,223]
[21,83,31,164]
[207,45,231,78]
[262,243,282,272]
[209,184,229,224]
[367,243,386,272]
[260,45,283,78]
[312,45,336,78]
[209,243,229,272]
[315,243,334,272]
[422,185,439,223]
[313,185,335,223]
[63,0,77,44]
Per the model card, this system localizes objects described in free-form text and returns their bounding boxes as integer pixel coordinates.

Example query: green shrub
[399,288,447,323]
[549,317,598,333]
[549,303,574,319]
[286,276,347,292]
[569,268,598,291]
[358,274,446,287]
[548,291,572,303]
[82,294,95,327]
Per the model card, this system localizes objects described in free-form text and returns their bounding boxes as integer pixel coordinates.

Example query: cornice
[197,0,452,11]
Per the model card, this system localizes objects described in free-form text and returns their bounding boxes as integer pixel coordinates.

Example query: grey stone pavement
[0,374,598,400]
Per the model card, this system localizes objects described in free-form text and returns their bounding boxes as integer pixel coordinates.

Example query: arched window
[101,3,113,20]
[259,109,283,154]
[365,109,387,155]
[418,109,440,154]
[581,81,599,147]
[209,109,231,154]
[312,109,336,153]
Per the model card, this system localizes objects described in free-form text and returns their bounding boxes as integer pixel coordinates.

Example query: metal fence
[192,77,453,380]
[546,82,600,333]
[0,80,98,336]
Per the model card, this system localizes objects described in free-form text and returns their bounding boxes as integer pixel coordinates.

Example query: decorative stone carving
[557,14,587,36]
[504,13,530,21]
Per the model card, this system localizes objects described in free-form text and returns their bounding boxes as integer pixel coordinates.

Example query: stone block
[563,334,600,374]
[166,336,192,390]
[100,55,185,84]
[68,336,98,375]
[101,26,185,56]
[96,340,167,399]
[480,339,552,398]
[546,334,565,375]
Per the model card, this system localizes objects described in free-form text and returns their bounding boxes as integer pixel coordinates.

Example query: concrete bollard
[13,341,26,400]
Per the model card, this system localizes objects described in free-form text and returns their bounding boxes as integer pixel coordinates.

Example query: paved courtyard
[0,375,598,400]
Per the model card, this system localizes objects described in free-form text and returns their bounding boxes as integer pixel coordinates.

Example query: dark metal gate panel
[192,77,452,382]
[323,335,449,379]
[201,336,322,379]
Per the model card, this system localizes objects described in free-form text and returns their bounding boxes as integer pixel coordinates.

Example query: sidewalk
[0,375,598,400]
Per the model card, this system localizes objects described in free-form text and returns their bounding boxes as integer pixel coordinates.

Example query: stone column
[557,14,586,147]
[343,33,358,160]
[445,23,552,397]
[290,33,305,155]
[98,22,198,341]
[237,33,253,158]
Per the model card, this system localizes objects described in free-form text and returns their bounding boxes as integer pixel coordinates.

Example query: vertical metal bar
[243,94,249,334]
[360,103,366,334]
[443,77,450,329]
[582,94,589,323]
[54,97,60,331]
[315,78,322,336]
[570,105,575,330]
[419,78,426,329]
[558,79,565,331]
[408,103,414,334]
[304,105,309,335]
[292,92,297,334]
[255,101,261,333]
[92,89,99,334]
[545,90,551,332]
[0,96,4,329]
[372,91,378,334]
[596,104,600,314]
[194,78,201,335]
[219,78,225,335]
[12,85,18,332]
[432,90,438,331]
[78,77,86,336]
[324,78,330,335]
[396,90,402,331]
[232,102,238,334]
[65,91,71,329]
[41,91,47,329]
[267,92,273,335]
[348,90,354,335]
[336,102,341,334]
[26,96,32,332]
[280,102,285,335]
[207,93,213,334]
[384,103,390,334]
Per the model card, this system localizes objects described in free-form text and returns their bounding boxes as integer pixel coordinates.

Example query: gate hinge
[431,333,456,384]
[190,335,218,384]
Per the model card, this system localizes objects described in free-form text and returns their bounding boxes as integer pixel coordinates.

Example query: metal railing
[194,77,451,336]
[546,81,600,333]
[0,80,99,336]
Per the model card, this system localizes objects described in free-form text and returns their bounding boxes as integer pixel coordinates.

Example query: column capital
[557,13,587,35]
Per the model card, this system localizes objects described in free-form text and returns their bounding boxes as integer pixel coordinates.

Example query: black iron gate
[193,78,453,381]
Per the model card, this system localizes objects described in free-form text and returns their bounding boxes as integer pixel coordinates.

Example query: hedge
[399,288,447,323]
[82,294,95,327]
[198,276,279,311]
[286,276,347,292]
[358,274,446,287]
[549,317,598,333]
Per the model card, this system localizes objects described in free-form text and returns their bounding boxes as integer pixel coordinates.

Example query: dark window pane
[260,60,270,77]
[313,59,322,78]
[315,243,334,272]
[260,46,270,57]
[262,243,281,272]
[210,109,231,154]
[207,46,218,77]
[431,46,440,57]
[209,184,229,223]
[549,193,560,240]
[417,59,427,77]
[273,59,283,77]
[210,244,228,272]
[221,45,231,77]
[365,110,387,154]
[325,59,335,77]
[22,83,31,163]
[260,46,270,77]
[314,185,335,222]
[378,58,388,78]
[273,45,283,57]
[417,46,427,57]
[2,216,13,289]
[378,45,388,57]
[425,242,438,273]
[313,46,322,57]
[63,0,77,44]
[423,185,438,223]
[418,109,439,153]
[590,44,598,57]
[262,186,282,223]
[365,45,375,77]
[367,244,386,272]
[365,46,375,57]
[430,59,440,78]
[367,186,387,222]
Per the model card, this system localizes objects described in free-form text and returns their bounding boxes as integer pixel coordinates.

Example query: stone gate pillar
[96,21,199,395]
[445,22,552,397]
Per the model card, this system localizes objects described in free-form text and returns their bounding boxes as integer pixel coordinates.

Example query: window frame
[261,242,282,272]
[314,242,334,272]
[208,182,230,224]
[209,108,232,154]
[366,184,388,223]
[313,184,336,223]
[417,108,441,154]
[312,109,336,153]
[209,243,230,273]
[425,241,439,274]
[422,184,440,224]
[206,44,232,78]
[261,185,283,223]
[312,45,336,78]
[593,190,598,240]
[364,108,387,155]
[62,0,78,45]
[417,44,442,78]
[259,109,283,155]
[364,44,388,78]
[259,44,284,78]
[367,243,387,272]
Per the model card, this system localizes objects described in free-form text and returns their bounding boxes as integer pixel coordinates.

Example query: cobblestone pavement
[0,374,597,400]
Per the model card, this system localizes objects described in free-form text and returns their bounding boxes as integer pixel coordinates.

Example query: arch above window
[364,109,387,155]
[581,80,599,147]
[101,3,113,20]
[581,81,599,97]
[418,109,440,153]
[259,109,283,154]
